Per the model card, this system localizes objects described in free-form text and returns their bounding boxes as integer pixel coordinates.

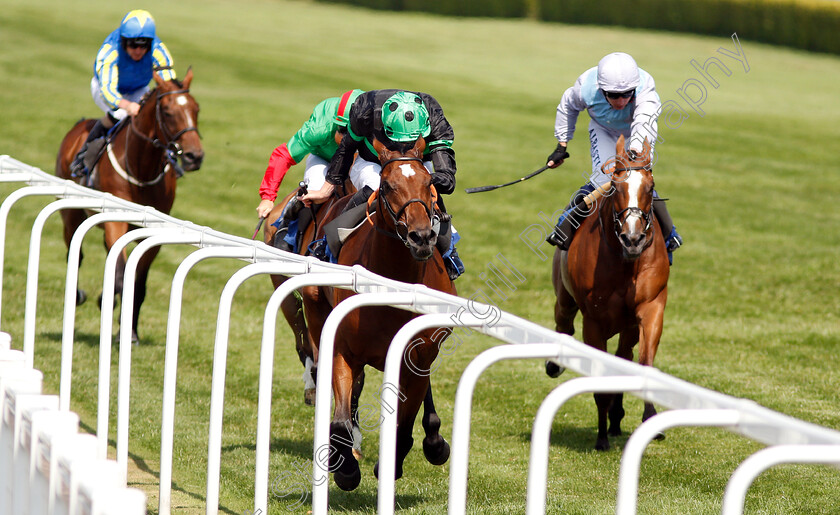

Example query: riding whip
[465,148,571,195]
[251,217,265,240]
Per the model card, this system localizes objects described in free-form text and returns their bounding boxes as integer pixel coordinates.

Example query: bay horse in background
[55,69,203,343]
[552,135,669,450]
[300,137,455,491]
[263,178,354,407]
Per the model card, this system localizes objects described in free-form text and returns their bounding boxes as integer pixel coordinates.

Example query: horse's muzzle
[619,232,646,261]
[181,150,204,172]
[406,228,437,261]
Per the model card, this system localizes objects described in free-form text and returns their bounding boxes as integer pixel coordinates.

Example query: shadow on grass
[77,420,242,515]
[517,424,632,453]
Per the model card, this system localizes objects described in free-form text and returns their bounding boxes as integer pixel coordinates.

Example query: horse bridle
[609,165,654,240]
[374,156,438,246]
[126,87,201,181]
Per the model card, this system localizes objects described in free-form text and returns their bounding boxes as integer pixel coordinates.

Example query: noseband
[375,156,438,246]
[126,87,201,180]
[609,165,654,241]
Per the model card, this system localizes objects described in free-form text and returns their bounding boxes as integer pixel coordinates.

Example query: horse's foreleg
[609,328,638,437]
[275,275,316,405]
[583,322,612,450]
[638,294,667,427]
[61,209,89,305]
[130,246,161,344]
[329,352,362,491]
[421,383,450,466]
[350,369,365,459]
[101,221,130,310]
[374,372,428,481]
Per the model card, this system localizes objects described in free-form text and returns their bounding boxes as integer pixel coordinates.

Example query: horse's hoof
[131,333,140,346]
[304,388,316,406]
[653,432,666,441]
[423,436,450,466]
[595,438,610,451]
[373,461,404,481]
[608,425,622,437]
[334,467,361,491]
[545,360,565,378]
[76,289,87,306]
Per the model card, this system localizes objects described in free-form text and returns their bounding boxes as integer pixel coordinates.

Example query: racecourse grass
[1,0,839,513]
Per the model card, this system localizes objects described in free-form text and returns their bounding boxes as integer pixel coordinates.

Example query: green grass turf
[1,0,839,513]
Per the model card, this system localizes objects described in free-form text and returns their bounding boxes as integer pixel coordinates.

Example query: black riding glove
[546,144,570,165]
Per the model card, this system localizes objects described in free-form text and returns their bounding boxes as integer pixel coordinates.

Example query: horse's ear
[183,67,193,89]
[616,134,626,159]
[642,138,652,165]
[412,137,426,157]
[372,137,389,162]
[153,71,164,87]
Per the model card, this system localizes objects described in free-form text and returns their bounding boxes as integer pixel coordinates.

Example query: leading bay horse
[56,70,203,343]
[301,137,455,491]
[552,135,669,450]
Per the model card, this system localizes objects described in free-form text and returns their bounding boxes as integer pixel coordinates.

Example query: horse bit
[375,156,440,246]
[610,164,654,239]
[128,87,201,179]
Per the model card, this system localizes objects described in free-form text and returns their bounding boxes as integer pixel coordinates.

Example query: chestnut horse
[552,135,669,450]
[300,137,455,490]
[56,70,203,343]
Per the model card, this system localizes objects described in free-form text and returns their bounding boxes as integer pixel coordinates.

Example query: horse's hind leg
[374,373,429,481]
[421,383,450,466]
[61,208,88,305]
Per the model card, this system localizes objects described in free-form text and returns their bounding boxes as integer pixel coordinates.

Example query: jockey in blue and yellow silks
[70,10,176,177]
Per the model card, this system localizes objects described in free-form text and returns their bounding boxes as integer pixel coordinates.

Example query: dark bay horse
[552,135,669,450]
[300,137,455,491]
[56,70,203,343]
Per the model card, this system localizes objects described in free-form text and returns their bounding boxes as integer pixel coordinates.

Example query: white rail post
[0,184,75,330]
[253,271,356,515]
[721,445,840,515]
[22,197,106,368]
[526,376,648,515]
[615,409,741,515]
[378,312,490,515]
[96,227,181,459]
[311,291,421,515]
[158,245,258,515]
[115,229,207,483]
[446,342,572,515]
[205,260,310,515]
[59,209,152,411]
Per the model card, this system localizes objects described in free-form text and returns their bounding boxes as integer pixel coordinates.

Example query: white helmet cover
[597,52,640,93]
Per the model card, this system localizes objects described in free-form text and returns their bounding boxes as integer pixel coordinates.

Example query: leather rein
[119,87,200,186]
[368,156,439,245]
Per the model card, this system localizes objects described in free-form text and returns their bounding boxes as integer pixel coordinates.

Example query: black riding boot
[70,117,112,178]
[546,185,595,251]
[271,196,305,252]
[652,196,683,264]
[345,186,374,211]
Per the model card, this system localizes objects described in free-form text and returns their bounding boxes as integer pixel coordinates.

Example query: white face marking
[399,163,415,177]
[625,170,644,227]
[175,95,195,127]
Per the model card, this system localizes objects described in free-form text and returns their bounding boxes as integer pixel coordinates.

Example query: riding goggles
[125,37,152,49]
[604,89,635,100]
